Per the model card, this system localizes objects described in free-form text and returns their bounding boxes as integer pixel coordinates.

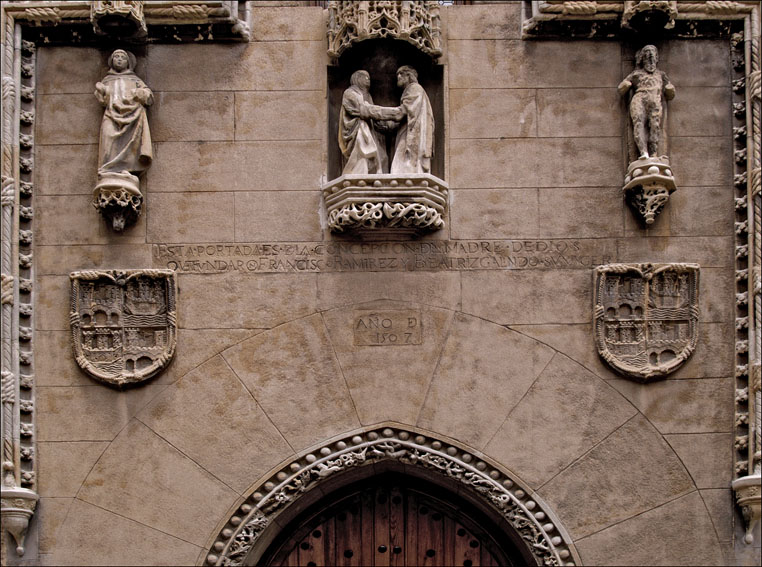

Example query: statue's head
[108,49,136,73]
[396,66,418,87]
[350,70,371,91]
[636,45,658,73]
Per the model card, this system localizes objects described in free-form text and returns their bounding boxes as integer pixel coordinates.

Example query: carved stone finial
[1,488,39,557]
[93,50,153,231]
[619,45,677,225]
[327,1,442,60]
[91,1,146,38]
[594,264,699,381]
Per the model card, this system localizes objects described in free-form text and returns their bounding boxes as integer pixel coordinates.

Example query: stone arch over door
[49,299,722,566]
[204,424,579,566]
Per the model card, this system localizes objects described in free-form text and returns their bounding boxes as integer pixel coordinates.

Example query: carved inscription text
[354,310,422,346]
[153,239,614,274]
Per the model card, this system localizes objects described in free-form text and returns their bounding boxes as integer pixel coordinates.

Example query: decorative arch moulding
[206,424,579,567]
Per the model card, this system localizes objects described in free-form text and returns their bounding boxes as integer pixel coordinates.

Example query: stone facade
[1,1,760,565]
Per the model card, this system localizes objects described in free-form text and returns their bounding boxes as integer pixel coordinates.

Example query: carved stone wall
[1,1,759,565]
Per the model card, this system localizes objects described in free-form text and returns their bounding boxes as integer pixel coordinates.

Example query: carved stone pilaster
[323,173,447,233]
[327,1,442,60]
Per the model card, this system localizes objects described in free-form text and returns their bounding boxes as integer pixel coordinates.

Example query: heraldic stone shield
[70,270,176,387]
[594,263,699,381]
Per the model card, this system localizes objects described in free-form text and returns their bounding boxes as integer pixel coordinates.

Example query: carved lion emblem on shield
[594,263,699,381]
[70,270,176,387]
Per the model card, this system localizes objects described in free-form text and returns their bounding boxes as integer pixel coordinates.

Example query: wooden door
[265,475,526,566]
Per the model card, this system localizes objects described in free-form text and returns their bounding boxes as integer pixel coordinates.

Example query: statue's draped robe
[97,70,153,178]
[338,85,388,174]
[391,82,434,174]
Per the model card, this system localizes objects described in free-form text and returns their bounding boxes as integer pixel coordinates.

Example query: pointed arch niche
[204,425,580,566]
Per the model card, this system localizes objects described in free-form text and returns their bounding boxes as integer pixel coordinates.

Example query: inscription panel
[152,239,615,274]
[354,310,422,346]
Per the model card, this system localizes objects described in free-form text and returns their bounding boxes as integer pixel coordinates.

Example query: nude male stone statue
[618,45,675,159]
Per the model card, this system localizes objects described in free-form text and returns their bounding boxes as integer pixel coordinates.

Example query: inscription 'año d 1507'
[152,240,614,274]
[354,310,422,346]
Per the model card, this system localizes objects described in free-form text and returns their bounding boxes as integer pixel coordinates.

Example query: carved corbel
[733,473,761,544]
[0,488,39,556]
[621,1,678,32]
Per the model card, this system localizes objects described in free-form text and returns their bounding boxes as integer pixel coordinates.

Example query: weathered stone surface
[78,420,237,546]
[670,322,734,380]
[538,415,694,539]
[46,498,202,565]
[659,40,731,88]
[250,6,325,41]
[670,87,732,137]
[449,40,621,89]
[447,2,521,40]
[37,498,72,555]
[322,302,453,425]
[665,433,732,489]
[138,355,293,493]
[36,244,152,276]
[449,89,536,139]
[235,91,323,141]
[146,191,235,242]
[608,378,733,434]
[451,138,621,188]
[36,144,98,196]
[450,188,539,240]
[146,42,324,92]
[221,314,360,451]
[462,270,592,325]
[670,136,732,187]
[35,195,146,245]
[485,354,637,487]
[37,47,104,95]
[417,313,555,448]
[234,191,322,241]
[699,267,734,323]
[159,328,257,384]
[617,236,733,268]
[37,442,109,497]
[177,272,318,329]
[37,276,76,331]
[35,331,92,387]
[537,88,620,138]
[317,271,461,311]
[151,92,235,142]
[147,141,322,192]
[36,94,100,145]
[575,491,723,565]
[36,386,164,441]
[701,489,734,542]
[538,187,624,238]
[624,186,735,237]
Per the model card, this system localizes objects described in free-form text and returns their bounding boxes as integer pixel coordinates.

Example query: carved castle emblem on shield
[70,270,176,387]
[594,264,699,381]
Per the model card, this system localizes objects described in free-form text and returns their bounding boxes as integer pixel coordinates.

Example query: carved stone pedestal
[323,173,448,233]
[1,488,38,556]
[623,157,676,225]
[733,474,761,544]
[93,171,143,232]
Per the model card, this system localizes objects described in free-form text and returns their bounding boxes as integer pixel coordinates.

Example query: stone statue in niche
[339,70,394,175]
[340,66,434,175]
[619,45,677,225]
[325,64,447,233]
[93,49,153,231]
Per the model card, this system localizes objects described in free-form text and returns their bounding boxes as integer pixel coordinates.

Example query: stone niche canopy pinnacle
[327,0,443,61]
